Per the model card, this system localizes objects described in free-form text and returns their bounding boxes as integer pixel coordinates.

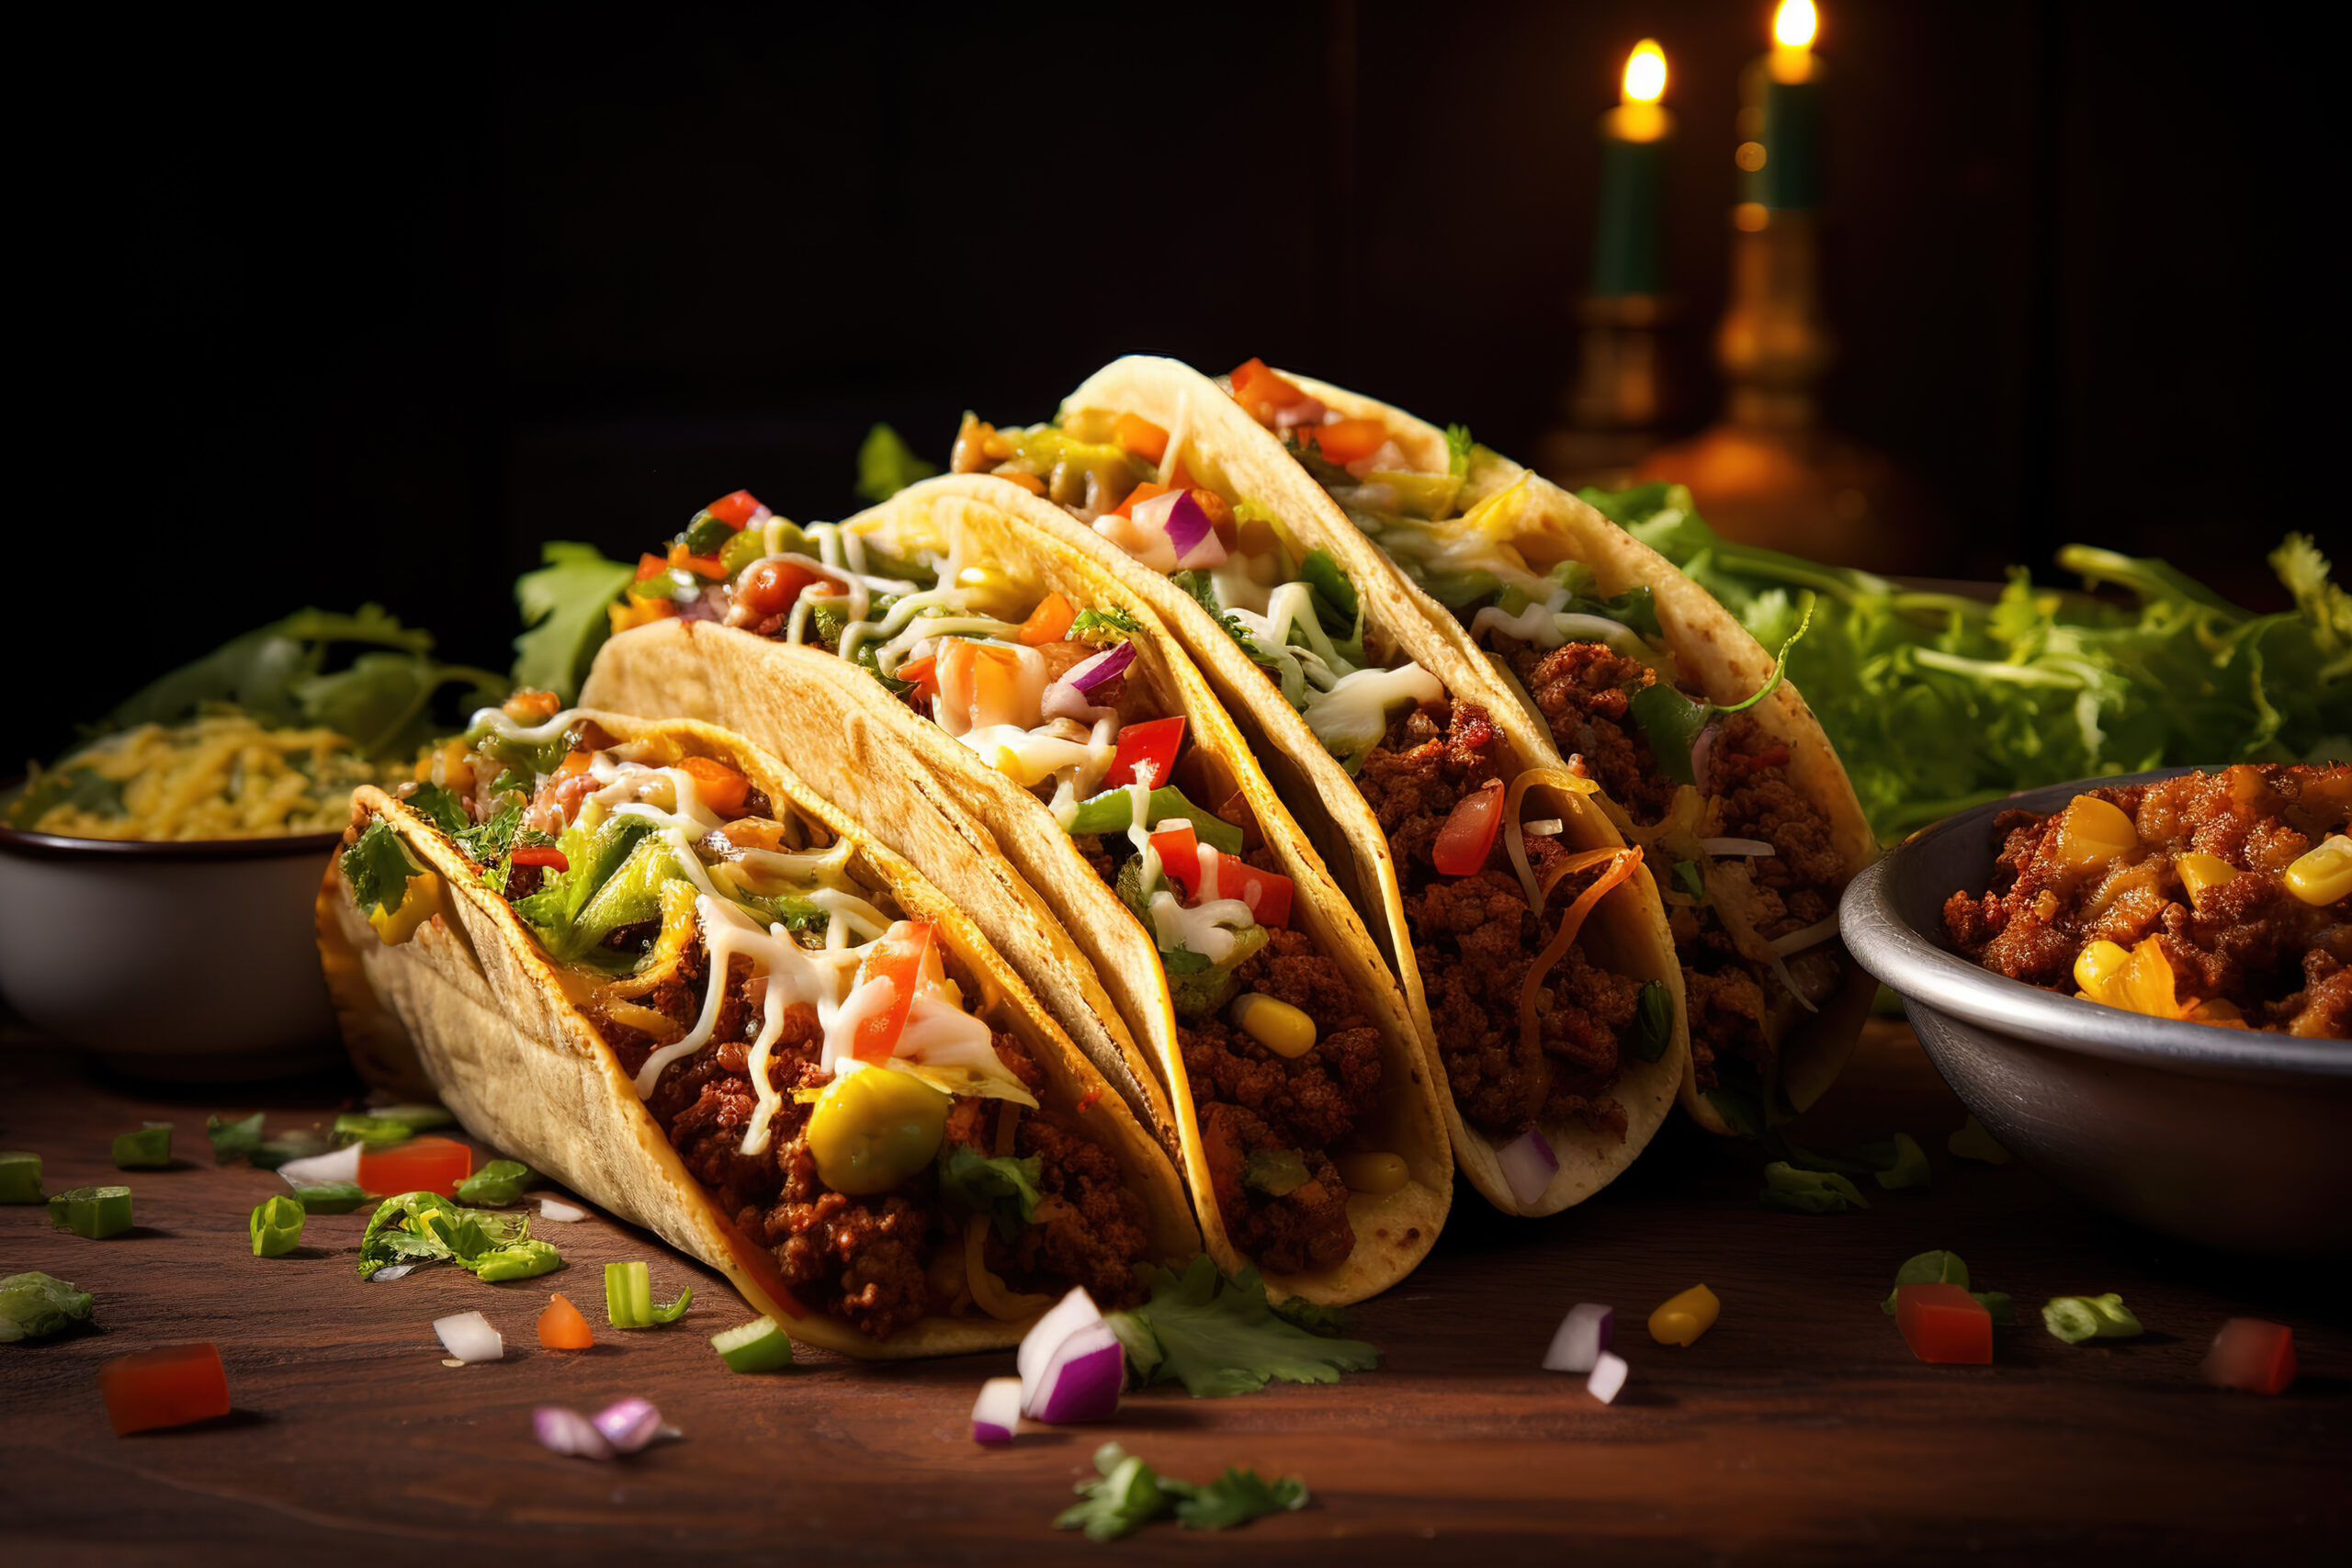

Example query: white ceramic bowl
[1841,768,2352,1258]
[0,819,345,1081]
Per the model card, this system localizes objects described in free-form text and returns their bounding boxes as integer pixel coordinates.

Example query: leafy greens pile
[1582,484,2352,841]
[356,1191,561,1282]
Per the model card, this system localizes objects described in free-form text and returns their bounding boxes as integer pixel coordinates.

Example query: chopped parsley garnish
[401,781,470,835]
[357,1191,560,1281]
[1056,1443,1307,1541]
[341,820,421,917]
[1069,607,1142,643]
[1105,1256,1378,1398]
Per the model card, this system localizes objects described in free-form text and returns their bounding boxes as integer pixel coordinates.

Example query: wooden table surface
[3,1019,2342,1566]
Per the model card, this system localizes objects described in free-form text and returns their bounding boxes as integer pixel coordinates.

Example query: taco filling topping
[950,408,1665,1149]
[1220,359,1850,1112]
[607,497,1397,1275]
[345,694,1152,1338]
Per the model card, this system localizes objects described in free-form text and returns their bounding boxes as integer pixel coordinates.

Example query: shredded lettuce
[357,1191,560,1280]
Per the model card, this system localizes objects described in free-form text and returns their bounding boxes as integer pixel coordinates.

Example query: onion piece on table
[434,1311,503,1364]
[1543,1303,1615,1373]
[534,1405,613,1460]
[972,1376,1023,1445]
[277,1144,363,1190]
[1588,1350,1630,1404]
[594,1397,664,1454]
[1497,1128,1557,1207]
[1016,1287,1123,1424]
[537,1197,587,1223]
[2201,1318,2296,1395]
[369,1265,415,1282]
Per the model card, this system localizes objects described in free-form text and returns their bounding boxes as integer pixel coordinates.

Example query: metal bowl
[1840,767,2352,1258]
[0,820,345,1081]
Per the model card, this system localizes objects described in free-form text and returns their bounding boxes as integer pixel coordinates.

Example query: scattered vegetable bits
[294,1181,368,1213]
[2041,1294,2143,1344]
[1588,1351,1631,1405]
[1759,1162,1870,1213]
[972,1377,1023,1444]
[539,1293,595,1350]
[435,1311,503,1364]
[1,1271,93,1342]
[358,1136,472,1197]
[111,1122,172,1168]
[0,1151,41,1204]
[1020,1288,1125,1424]
[1543,1303,1614,1373]
[248,1195,305,1258]
[1894,1283,1993,1364]
[50,1186,133,1238]
[711,1315,793,1372]
[98,1343,230,1434]
[1057,1443,1308,1541]
[534,1397,673,1460]
[1648,1284,1720,1348]
[1103,1258,1379,1398]
[2201,1318,2296,1395]
[605,1260,693,1328]
[455,1159,536,1206]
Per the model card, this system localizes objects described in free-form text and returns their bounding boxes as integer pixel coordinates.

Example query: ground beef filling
[549,928,1148,1340]
[1510,640,1848,1089]
[1942,764,2352,1037]
[1355,695,1639,1140]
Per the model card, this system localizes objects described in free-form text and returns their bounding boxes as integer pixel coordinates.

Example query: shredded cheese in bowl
[10,712,411,842]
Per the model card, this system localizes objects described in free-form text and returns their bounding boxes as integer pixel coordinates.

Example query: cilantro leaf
[513,542,636,704]
[1057,1445,1180,1542]
[453,798,527,868]
[854,423,939,502]
[341,820,420,917]
[1106,1256,1379,1397]
[357,1190,556,1280]
[1175,1467,1310,1531]
[1172,570,1282,670]
[1444,423,1474,477]
[1069,607,1143,643]
[401,782,470,836]
[935,1146,1042,1241]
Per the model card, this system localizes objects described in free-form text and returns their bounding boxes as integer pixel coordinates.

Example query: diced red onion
[1042,681,1115,725]
[678,585,728,623]
[1588,1350,1630,1404]
[1061,641,1136,696]
[538,1197,587,1223]
[1023,1321,1125,1425]
[1137,490,1227,570]
[278,1144,363,1189]
[1497,1128,1558,1207]
[1690,723,1721,790]
[434,1311,503,1364]
[1542,1303,1615,1373]
[593,1397,663,1454]
[971,1376,1023,1444]
[1018,1288,1103,1387]
[534,1405,614,1460]
[1701,837,1778,858]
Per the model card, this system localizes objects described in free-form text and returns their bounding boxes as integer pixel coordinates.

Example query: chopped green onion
[473,1240,563,1282]
[604,1260,693,1328]
[292,1181,369,1214]
[1948,1114,2011,1166]
[0,1151,42,1204]
[249,1132,328,1171]
[205,1112,265,1164]
[711,1315,795,1372]
[0,1271,95,1342]
[2041,1293,2143,1344]
[333,1113,417,1149]
[249,1195,305,1258]
[111,1122,173,1169]
[1870,1133,1930,1191]
[1758,1162,1869,1213]
[49,1186,133,1239]
[454,1159,537,1206]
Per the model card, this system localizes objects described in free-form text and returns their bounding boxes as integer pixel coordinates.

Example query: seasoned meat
[1196,1100,1353,1276]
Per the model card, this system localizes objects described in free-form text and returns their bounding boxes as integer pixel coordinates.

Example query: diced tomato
[1308,418,1388,465]
[635,552,669,581]
[537,1292,595,1350]
[1104,716,1185,791]
[936,639,1036,731]
[1147,822,1200,885]
[1228,357,1313,423]
[852,921,934,1063]
[510,846,569,873]
[1894,1282,1993,1364]
[896,654,939,702]
[678,755,751,817]
[1113,480,1172,521]
[735,558,832,621]
[667,539,727,580]
[2201,1318,2296,1394]
[706,490,763,529]
[1018,592,1077,647]
[358,1135,473,1198]
[1431,778,1507,876]
[1147,822,1293,929]
[98,1343,231,1435]
[1114,412,1170,463]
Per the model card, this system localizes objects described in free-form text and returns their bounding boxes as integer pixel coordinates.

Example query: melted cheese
[1304,663,1445,753]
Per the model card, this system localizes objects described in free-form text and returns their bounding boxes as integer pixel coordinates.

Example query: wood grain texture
[3,1020,2343,1567]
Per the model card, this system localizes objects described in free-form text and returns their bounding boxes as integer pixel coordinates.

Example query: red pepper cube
[2201,1318,2296,1395]
[357,1135,472,1197]
[99,1343,231,1435]
[1894,1282,1993,1364]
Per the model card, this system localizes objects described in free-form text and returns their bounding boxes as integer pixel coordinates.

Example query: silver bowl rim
[0,774,343,863]
[1841,764,2352,1079]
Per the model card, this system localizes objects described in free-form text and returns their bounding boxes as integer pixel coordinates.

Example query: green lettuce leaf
[340,821,420,917]
[0,1271,96,1342]
[854,423,939,502]
[512,542,636,703]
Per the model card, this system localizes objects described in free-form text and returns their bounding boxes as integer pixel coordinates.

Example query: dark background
[18,0,2331,765]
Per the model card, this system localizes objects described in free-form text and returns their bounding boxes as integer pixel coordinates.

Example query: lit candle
[1590,39,1674,298]
[1759,0,1821,210]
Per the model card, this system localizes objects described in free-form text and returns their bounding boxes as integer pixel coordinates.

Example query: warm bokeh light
[1774,0,1818,49]
[1623,39,1668,104]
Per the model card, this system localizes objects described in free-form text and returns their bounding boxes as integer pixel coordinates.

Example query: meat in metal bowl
[1839,767,2351,1258]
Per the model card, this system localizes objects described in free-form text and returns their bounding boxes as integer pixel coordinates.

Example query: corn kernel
[2173,852,2236,903]
[368,871,443,946]
[2117,939,2181,1020]
[2188,998,2249,1030]
[1648,1283,1721,1348]
[2073,940,2132,998]
[2053,795,2138,871]
[1230,993,1317,1057]
[1335,1152,1408,1196]
[2283,834,2352,906]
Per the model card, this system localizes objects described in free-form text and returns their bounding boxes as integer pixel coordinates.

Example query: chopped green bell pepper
[712,1315,795,1372]
[0,1151,42,1204]
[50,1186,133,1238]
[249,1195,305,1257]
[1067,785,1244,853]
[111,1122,172,1169]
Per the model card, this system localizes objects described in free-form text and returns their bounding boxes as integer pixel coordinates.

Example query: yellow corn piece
[1648,1283,1721,1348]
[608,597,673,636]
[1230,993,1317,1058]
[368,871,443,947]
[2173,852,2236,903]
[2187,998,2249,1030]
[2283,834,2352,906]
[2053,795,2138,871]
[1334,1152,1408,1196]
[2073,940,2132,998]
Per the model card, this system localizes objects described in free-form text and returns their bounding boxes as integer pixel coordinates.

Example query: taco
[919,405,1695,1220]
[1083,356,1878,1134]
[576,482,1452,1300]
[317,702,1197,1356]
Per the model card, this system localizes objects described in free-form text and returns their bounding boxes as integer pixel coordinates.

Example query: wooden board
[2,1021,2342,1565]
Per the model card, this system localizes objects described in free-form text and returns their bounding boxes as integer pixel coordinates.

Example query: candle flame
[1773,0,1817,49]
[1622,39,1668,104]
